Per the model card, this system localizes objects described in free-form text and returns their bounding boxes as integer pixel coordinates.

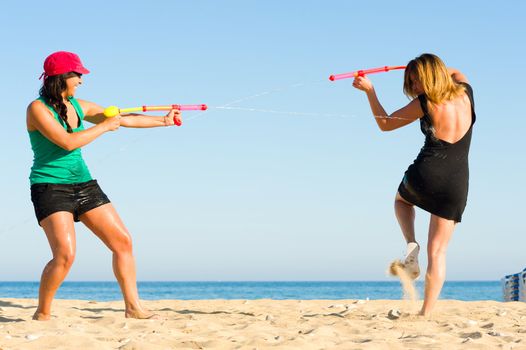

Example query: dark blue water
[0,281,502,301]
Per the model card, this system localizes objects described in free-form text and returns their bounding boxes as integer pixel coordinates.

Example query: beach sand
[1,298,526,349]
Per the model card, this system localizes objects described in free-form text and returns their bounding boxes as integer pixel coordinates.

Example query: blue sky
[0,1,524,281]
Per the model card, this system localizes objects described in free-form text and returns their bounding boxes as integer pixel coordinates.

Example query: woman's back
[429,90,473,144]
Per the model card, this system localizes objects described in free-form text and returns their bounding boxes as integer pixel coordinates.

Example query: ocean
[0,281,502,301]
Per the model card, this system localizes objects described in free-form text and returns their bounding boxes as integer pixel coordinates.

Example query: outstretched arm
[352,76,423,131]
[80,100,182,128]
[27,100,120,151]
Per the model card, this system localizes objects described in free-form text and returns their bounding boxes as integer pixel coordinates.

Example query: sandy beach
[1,298,526,349]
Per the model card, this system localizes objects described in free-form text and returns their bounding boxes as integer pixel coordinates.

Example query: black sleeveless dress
[398,83,475,222]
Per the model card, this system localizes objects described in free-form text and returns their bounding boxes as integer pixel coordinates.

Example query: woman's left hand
[352,76,374,93]
[164,109,182,126]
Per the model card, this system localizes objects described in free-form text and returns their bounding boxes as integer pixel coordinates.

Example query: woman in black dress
[353,53,475,316]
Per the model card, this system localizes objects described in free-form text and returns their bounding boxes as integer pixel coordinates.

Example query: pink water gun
[329,66,406,81]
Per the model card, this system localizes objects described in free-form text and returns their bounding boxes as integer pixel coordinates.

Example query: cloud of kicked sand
[389,260,419,303]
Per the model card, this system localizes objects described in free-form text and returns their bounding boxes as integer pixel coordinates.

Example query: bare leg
[33,212,77,321]
[394,192,416,244]
[392,192,420,279]
[420,214,456,317]
[79,203,155,319]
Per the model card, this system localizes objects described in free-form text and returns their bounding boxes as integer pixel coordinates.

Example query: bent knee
[111,232,133,254]
[53,252,76,269]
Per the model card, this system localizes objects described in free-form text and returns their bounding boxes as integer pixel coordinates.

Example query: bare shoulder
[27,99,45,113]
[27,99,52,118]
[27,100,53,131]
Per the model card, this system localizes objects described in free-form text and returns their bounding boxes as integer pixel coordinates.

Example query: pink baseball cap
[39,51,90,80]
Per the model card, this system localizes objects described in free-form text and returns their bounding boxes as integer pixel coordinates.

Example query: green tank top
[28,97,93,185]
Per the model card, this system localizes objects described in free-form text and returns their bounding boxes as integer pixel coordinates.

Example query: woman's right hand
[101,115,121,132]
[352,76,374,93]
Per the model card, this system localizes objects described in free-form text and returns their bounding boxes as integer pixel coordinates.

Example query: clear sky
[0,1,524,281]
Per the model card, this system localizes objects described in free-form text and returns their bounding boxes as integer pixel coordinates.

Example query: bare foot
[32,312,51,321]
[125,310,160,319]
[418,309,431,318]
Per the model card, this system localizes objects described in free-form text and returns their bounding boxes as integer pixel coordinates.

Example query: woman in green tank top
[27,51,182,321]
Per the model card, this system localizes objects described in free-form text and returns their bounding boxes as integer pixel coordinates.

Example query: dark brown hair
[39,72,81,133]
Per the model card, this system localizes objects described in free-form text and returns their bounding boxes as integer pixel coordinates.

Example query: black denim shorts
[30,179,111,224]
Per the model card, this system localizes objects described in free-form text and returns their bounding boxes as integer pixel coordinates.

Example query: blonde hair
[403,53,465,105]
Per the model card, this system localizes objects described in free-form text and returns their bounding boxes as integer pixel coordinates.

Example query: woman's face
[64,73,83,97]
[410,73,423,95]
